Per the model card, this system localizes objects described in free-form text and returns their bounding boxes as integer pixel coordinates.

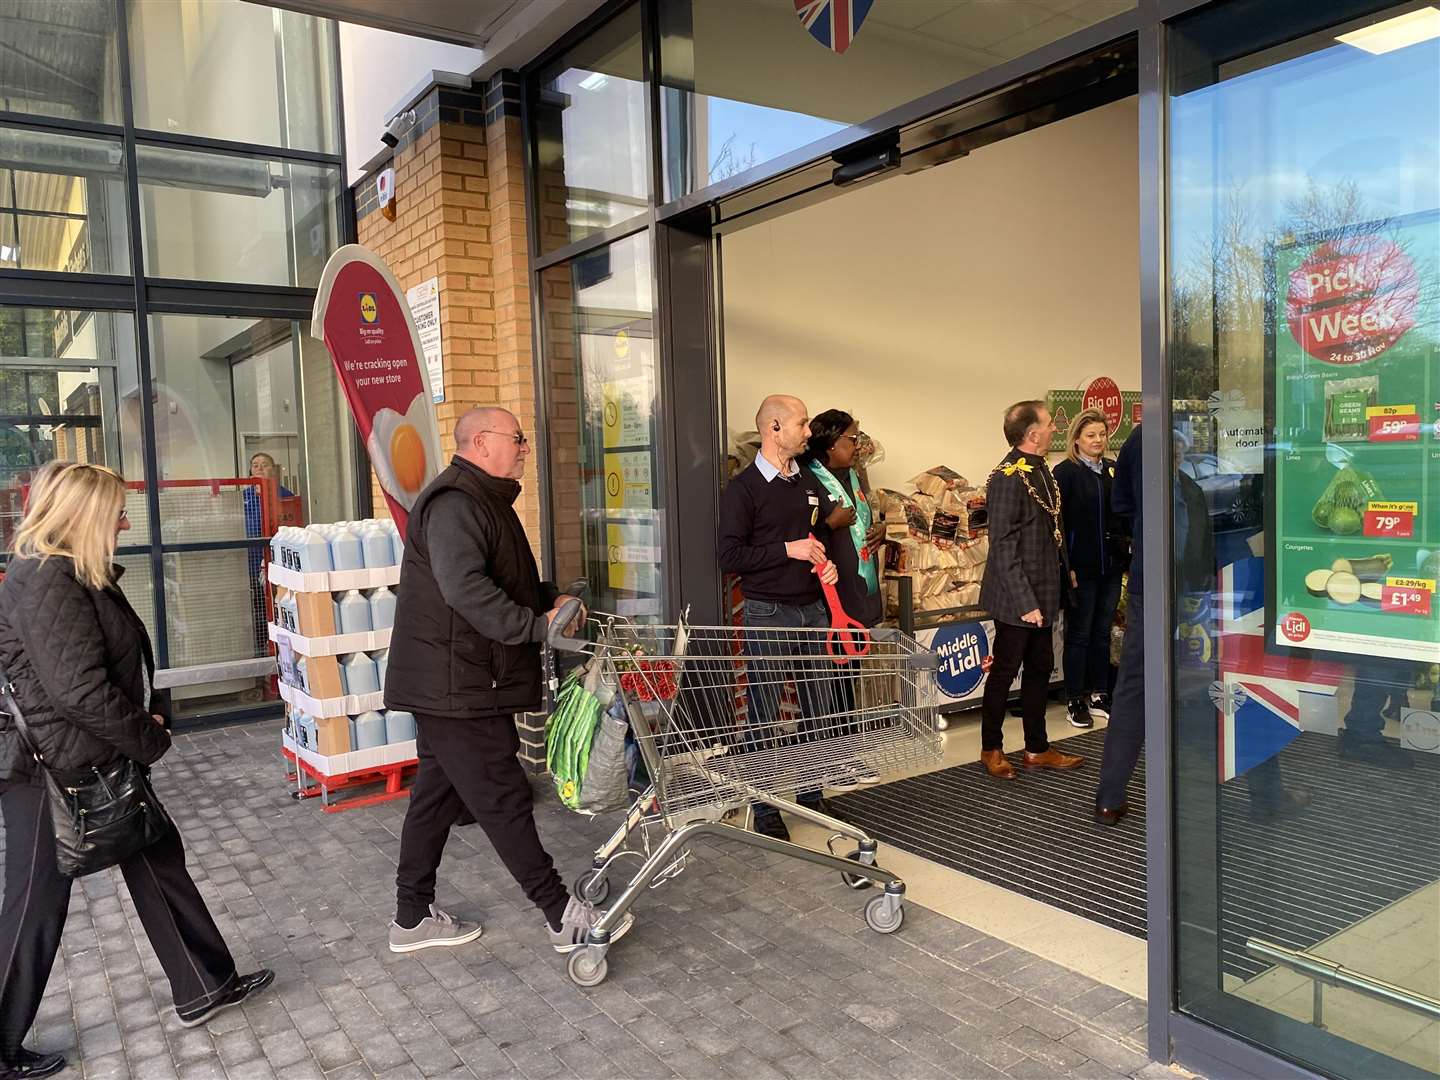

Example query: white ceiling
[265,0,525,47]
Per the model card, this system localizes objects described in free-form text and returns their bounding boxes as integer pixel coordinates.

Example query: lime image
[1329,507,1362,535]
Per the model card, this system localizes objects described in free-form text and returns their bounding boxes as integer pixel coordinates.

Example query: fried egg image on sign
[367,393,437,510]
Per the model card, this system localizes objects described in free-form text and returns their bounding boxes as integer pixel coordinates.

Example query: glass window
[660,0,1137,199]
[534,6,649,253]
[0,125,130,275]
[147,314,353,542]
[541,232,662,618]
[127,0,340,153]
[0,0,121,124]
[136,144,340,286]
[0,307,147,549]
[1168,3,1440,1077]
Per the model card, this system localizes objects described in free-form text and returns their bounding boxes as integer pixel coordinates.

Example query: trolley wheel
[574,868,610,905]
[840,851,874,891]
[864,895,905,935]
[568,950,609,987]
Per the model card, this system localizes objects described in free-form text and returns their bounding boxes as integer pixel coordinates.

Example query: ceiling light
[578,72,609,92]
[1337,6,1440,53]
[0,244,18,262]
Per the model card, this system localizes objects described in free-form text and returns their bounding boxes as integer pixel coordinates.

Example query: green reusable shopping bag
[545,666,603,810]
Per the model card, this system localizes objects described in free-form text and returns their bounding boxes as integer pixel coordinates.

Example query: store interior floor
[789,705,1149,999]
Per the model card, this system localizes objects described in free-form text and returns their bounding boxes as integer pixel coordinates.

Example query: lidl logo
[359,293,379,324]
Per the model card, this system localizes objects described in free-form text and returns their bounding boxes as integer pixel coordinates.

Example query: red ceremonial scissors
[809,533,870,664]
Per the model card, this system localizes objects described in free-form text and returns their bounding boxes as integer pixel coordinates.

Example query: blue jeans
[742,598,831,821]
[1064,572,1124,698]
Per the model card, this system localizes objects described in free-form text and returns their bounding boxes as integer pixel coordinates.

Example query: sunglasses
[480,429,529,447]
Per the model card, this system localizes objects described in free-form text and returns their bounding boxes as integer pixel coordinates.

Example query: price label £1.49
[1381,578,1434,617]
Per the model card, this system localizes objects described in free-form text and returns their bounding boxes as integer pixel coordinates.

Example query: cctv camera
[380,109,417,149]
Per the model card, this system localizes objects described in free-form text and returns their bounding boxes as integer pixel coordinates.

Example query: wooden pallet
[282,744,417,813]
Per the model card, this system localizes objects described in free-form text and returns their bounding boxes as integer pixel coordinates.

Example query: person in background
[718,394,841,839]
[0,464,273,1078]
[244,452,297,652]
[802,410,886,787]
[801,411,885,629]
[977,401,1085,780]
[384,408,629,956]
[1094,424,1145,824]
[1053,410,1128,730]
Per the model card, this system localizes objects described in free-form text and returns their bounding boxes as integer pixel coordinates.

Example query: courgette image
[1325,572,1362,605]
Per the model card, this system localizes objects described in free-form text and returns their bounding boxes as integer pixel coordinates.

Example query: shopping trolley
[547,601,943,987]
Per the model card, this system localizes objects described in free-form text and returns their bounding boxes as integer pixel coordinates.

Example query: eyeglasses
[480,430,529,447]
[118,509,129,523]
[836,431,868,444]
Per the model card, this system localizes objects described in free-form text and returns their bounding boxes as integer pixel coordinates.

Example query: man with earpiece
[718,394,842,842]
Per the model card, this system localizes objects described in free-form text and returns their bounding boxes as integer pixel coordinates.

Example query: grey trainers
[388,906,483,954]
[547,896,635,954]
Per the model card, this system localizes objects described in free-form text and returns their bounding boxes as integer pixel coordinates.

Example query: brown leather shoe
[1095,803,1128,827]
[1022,747,1085,770]
[980,749,1016,780]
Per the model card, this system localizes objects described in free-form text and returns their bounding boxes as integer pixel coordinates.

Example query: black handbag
[0,662,173,878]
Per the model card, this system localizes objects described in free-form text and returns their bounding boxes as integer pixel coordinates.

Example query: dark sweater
[717,460,831,605]
[1054,456,1127,581]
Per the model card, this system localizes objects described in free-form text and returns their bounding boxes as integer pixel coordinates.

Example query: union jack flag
[1212,559,1344,781]
[795,0,874,54]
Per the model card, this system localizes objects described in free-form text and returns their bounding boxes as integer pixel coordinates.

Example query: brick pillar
[355,74,548,770]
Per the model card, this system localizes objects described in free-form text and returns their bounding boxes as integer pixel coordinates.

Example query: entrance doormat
[827,729,1440,981]
[826,728,1147,939]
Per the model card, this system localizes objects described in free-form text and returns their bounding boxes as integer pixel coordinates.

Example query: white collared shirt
[754,450,800,482]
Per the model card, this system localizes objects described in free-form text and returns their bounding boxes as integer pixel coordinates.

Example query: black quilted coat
[0,556,171,784]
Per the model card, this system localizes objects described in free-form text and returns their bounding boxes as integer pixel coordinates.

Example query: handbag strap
[0,659,44,765]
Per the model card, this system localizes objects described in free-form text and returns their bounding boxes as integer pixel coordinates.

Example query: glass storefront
[540,232,663,619]
[127,0,340,153]
[657,0,1137,199]
[0,126,130,275]
[527,1,1438,1075]
[0,0,354,723]
[533,7,649,254]
[1168,2,1440,1075]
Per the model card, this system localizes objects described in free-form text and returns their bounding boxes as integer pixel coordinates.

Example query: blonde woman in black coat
[0,463,273,1079]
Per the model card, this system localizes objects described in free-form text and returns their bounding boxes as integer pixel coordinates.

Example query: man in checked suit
[978,400,1086,780]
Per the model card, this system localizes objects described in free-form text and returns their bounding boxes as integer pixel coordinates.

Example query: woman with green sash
[802,410,885,628]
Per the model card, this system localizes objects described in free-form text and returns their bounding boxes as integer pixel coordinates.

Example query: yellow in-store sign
[1366,404,1417,417]
[1368,501,1418,513]
[1388,576,1436,591]
[602,383,621,448]
[614,329,630,359]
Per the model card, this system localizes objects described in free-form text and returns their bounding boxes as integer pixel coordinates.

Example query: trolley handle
[547,597,589,653]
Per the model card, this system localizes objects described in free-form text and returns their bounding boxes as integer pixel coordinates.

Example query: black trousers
[395,714,568,926]
[981,621,1053,754]
[0,781,236,1060]
[1096,597,1145,809]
